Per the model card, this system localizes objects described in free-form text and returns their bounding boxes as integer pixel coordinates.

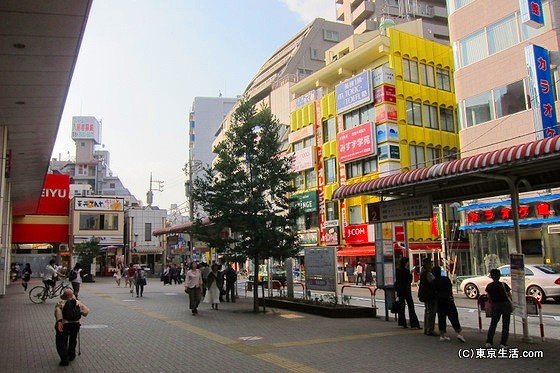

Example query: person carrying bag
[484,268,513,348]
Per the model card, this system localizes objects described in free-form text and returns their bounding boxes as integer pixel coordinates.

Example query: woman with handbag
[485,268,513,348]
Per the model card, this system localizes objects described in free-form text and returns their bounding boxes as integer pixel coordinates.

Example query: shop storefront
[459,194,560,275]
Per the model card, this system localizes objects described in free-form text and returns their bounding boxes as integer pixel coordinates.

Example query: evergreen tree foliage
[72,238,101,281]
[191,98,302,312]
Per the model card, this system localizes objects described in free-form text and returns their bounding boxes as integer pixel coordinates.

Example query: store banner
[36,174,70,215]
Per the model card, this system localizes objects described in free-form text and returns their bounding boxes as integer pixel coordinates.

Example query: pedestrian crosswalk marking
[238,336,263,341]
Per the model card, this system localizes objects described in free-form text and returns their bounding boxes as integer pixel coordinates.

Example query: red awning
[332,135,560,200]
[337,246,375,257]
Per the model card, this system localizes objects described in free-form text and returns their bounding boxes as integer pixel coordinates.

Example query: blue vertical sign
[525,44,558,139]
[519,0,544,29]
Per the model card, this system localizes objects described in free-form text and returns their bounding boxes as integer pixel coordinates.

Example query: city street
[1,276,559,373]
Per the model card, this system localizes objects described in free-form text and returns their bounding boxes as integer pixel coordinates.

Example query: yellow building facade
[289,24,459,268]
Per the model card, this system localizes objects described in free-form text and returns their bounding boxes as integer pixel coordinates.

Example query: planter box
[259,298,377,318]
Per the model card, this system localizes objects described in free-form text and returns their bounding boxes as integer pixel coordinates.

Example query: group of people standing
[398,256,465,342]
[184,262,238,315]
[404,256,512,348]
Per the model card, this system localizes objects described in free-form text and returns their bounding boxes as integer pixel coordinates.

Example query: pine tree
[191,98,302,312]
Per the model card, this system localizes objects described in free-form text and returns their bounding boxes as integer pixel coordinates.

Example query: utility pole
[147,172,164,207]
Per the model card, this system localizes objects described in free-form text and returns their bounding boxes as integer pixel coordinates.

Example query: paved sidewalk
[1,277,558,372]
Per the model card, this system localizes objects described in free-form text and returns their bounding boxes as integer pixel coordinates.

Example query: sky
[53,0,335,213]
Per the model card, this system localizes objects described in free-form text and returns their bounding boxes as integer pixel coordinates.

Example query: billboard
[72,116,101,144]
[335,70,373,114]
[36,174,70,215]
[337,122,376,163]
[74,197,124,211]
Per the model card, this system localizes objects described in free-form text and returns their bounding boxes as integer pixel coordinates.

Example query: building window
[348,205,363,225]
[305,168,317,188]
[310,48,322,60]
[79,213,118,231]
[440,107,455,132]
[460,30,487,67]
[342,104,373,130]
[487,15,517,55]
[294,173,305,190]
[324,29,339,42]
[326,201,339,221]
[443,149,458,162]
[403,59,419,83]
[297,68,313,76]
[346,157,377,179]
[109,183,115,189]
[322,117,336,142]
[145,223,152,241]
[423,104,439,129]
[325,158,337,184]
[494,80,527,118]
[420,63,435,87]
[464,91,493,127]
[409,145,425,169]
[436,68,451,92]
[406,100,422,126]
[426,147,441,166]
[293,141,304,151]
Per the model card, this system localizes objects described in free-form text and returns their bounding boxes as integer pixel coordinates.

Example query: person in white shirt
[43,259,62,294]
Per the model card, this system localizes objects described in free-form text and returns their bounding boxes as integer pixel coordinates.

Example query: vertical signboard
[519,0,544,29]
[304,246,337,292]
[525,44,558,139]
[510,254,527,318]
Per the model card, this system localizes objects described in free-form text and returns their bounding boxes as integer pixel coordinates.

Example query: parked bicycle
[29,276,71,304]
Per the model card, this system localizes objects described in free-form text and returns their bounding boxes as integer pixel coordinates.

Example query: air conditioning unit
[547,224,560,234]
[59,244,69,251]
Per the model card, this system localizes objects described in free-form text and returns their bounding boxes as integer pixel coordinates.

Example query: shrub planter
[259,297,377,318]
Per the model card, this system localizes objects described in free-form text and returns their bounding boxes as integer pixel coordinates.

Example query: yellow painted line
[254,353,323,373]
[271,329,420,348]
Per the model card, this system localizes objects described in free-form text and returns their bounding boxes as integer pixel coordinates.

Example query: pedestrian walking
[134,267,147,297]
[54,288,89,367]
[395,256,420,329]
[185,262,203,315]
[365,263,374,286]
[224,263,237,302]
[418,258,437,336]
[201,262,210,297]
[126,263,136,292]
[355,262,364,285]
[432,266,465,343]
[204,263,223,310]
[69,263,83,299]
[162,264,172,285]
[485,268,513,348]
[114,264,123,286]
[21,263,32,292]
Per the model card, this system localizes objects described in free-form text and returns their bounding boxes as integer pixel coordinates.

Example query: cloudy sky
[53,0,335,212]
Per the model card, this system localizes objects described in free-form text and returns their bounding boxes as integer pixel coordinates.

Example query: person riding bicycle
[43,259,64,295]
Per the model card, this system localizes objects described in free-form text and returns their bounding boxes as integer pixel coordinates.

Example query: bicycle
[29,276,71,304]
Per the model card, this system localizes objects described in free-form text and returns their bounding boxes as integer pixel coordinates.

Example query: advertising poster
[304,246,337,292]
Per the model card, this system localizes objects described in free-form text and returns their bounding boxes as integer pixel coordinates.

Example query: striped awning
[333,135,560,202]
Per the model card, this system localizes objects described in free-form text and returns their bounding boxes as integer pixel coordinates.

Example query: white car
[460,264,560,303]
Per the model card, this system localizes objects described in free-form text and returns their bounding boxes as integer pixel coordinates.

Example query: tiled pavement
[1,277,558,373]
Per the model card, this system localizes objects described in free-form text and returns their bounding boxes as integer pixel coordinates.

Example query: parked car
[460,264,560,303]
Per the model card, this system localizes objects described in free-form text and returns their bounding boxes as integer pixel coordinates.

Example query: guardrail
[341,285,377,309]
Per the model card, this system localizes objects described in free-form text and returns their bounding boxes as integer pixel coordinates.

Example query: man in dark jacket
[418,258,437,336]
[223,263,238,302]
[395,257,420,329]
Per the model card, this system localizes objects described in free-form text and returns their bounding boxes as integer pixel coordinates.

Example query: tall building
[335,0,449,44]
[449,0,560,273]
[213,18,354,155]
[290,21,460,273]
[50,116,139,206]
